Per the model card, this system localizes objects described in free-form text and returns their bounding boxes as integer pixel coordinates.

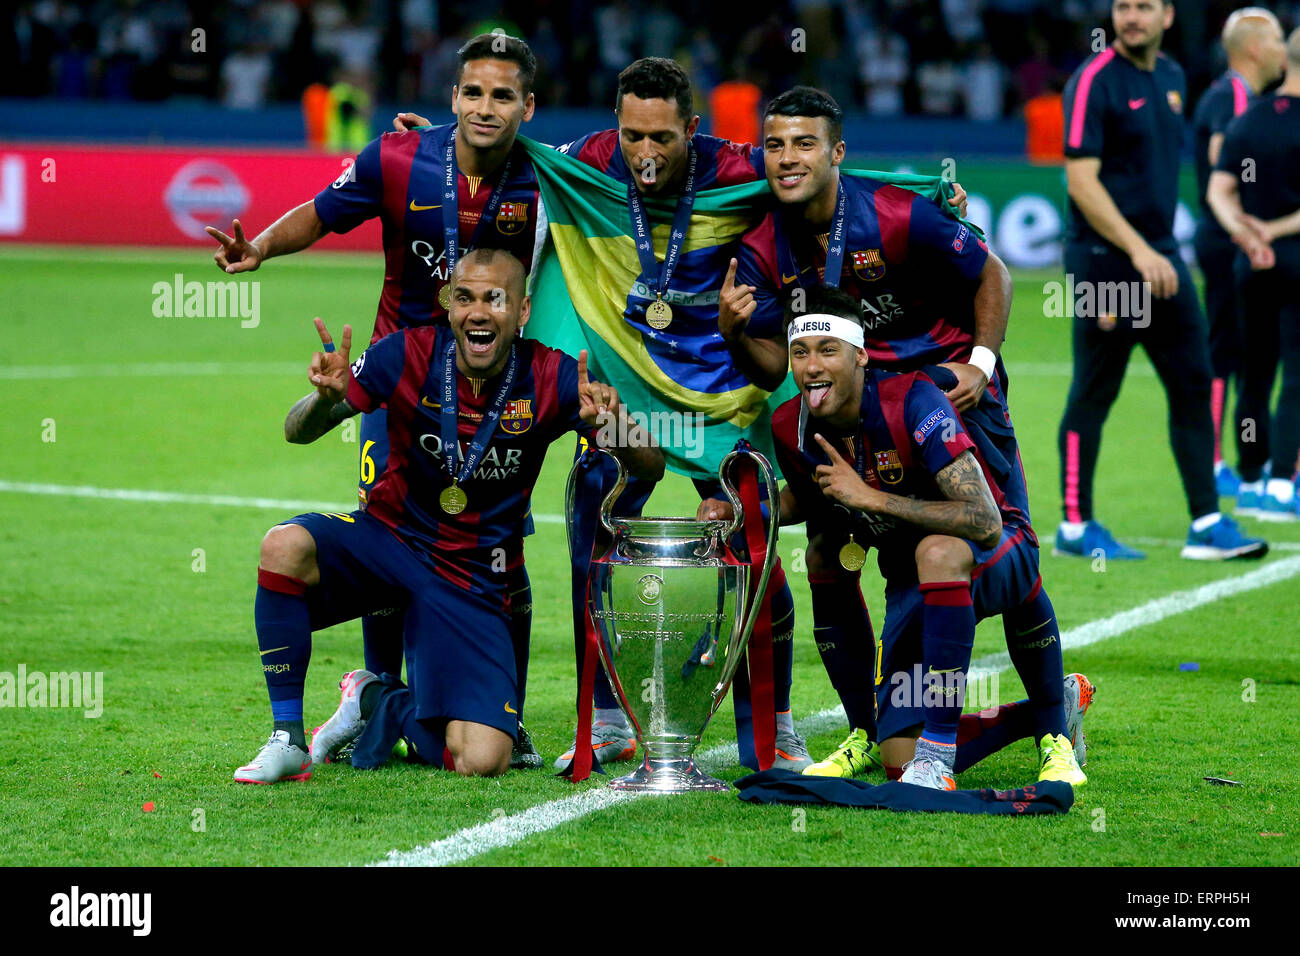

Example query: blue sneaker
[1053,520,1146,560]
[1181,515,1268,560]
[1215,463,1241,498]
[1235,481,1265,518]
[1257,491,1298,522]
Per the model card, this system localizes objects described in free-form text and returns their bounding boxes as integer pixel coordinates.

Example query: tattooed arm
[285,393,358,444]
[812,436,1002,549]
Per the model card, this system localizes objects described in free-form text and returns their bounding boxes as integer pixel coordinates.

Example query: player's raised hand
[577,349,619,426]
[718,258,756,342]
[205,219,264,274]
[393,111,433,131]
[813,433,876,511]
[309,317,352,402]
[1130,245,1179,299]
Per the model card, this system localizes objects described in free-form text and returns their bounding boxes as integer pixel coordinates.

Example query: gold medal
[646,297,672,330]
[438,284,452,310]
[839,539,867,572]
[439,484,467,515]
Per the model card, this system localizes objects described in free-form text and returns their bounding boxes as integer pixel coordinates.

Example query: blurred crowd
[4,0,1298,119]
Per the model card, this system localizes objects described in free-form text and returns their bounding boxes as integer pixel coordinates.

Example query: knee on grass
[446,721,512,777]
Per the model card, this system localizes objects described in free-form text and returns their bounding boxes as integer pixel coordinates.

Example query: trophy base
[608,754,729,793]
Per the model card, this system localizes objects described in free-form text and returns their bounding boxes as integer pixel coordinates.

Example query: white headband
[787,313,865,349]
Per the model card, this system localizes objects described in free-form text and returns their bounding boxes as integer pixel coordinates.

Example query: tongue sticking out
[807,384,829,409]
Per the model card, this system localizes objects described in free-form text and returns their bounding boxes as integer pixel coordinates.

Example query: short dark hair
[783,283,863,334]
[456,246,527,298]
[616,57,694,123]
[457,33,537,96]
[764,86,844,145]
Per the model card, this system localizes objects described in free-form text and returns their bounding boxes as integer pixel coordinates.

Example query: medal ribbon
[626,145,699,311]
[440,126,515,289]
[776,177,847,287]
[439,332,518,490]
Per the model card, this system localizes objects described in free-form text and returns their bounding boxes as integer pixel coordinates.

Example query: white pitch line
[0,361,301,380]
[0,479,603,526]
[1129,535,1300,551]
[372,552,1300,867]
[371,788,639,867]
[5,479,1295,542]
[0,480,354,514]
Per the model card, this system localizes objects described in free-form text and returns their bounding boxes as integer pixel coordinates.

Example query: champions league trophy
[566,445,779,792]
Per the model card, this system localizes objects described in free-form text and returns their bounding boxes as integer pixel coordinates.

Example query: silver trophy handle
[716,447,780,666]
[564,445,628,547]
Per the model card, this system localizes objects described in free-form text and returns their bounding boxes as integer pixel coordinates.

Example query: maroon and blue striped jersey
[344,325,589,587]
[314,122,541,345]
[771,371,1031,584]
[739,173,989,369]
[556,129,774,397]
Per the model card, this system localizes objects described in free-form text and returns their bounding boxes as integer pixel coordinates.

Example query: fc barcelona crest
[496,201,529,236]
[852,248,886,281]
[500,398,534,435]
[1166,90,1183,114]
[874,448,904,484]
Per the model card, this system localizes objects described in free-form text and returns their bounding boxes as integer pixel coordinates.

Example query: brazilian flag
[519,136,973,479]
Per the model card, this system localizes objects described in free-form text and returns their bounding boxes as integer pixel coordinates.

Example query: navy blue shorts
[874,525,1041,741]
[285,510,518,738]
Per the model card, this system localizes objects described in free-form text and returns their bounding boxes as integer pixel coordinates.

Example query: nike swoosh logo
[1128,98,1146,110]
[504,701,518,715]
[259,646,289,657]
[781,273,800,284]
[409,200,441,211]
[420,396,441,409]
[928,666,961,674]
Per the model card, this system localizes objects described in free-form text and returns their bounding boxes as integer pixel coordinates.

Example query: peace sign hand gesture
[206,219,264,274]
[309,317,353,403]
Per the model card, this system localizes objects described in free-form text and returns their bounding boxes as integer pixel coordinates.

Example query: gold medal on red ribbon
[438,284,452,310]
[646,297,672,330]
[839,538,866,572]
[439,483,467,515]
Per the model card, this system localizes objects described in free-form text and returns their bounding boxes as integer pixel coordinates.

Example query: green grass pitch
[1,246,1296,867]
